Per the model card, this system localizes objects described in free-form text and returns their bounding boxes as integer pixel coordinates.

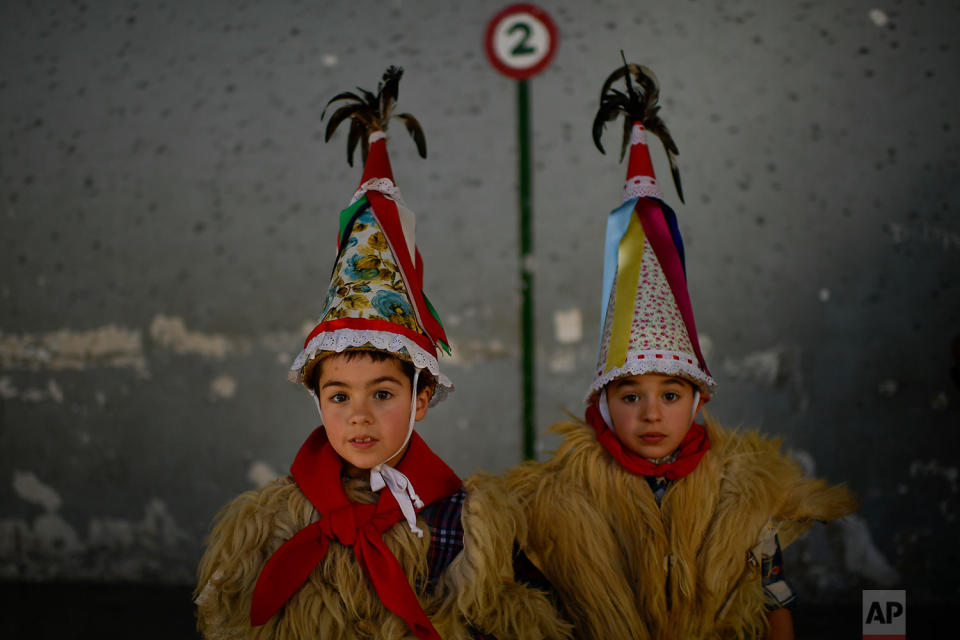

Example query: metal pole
[517,78,535,460]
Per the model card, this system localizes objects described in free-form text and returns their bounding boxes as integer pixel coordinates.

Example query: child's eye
[329,392,348,403]
[621,393,639,403]
[374,390,393,401]
[662,391,680,402]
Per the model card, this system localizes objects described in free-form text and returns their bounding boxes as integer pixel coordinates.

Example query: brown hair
[310,349,433,396]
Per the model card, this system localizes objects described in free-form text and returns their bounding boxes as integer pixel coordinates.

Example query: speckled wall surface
[1,0,958,606]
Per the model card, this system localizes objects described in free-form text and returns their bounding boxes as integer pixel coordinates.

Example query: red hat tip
[360,132,395,187]
[622,123,661,202]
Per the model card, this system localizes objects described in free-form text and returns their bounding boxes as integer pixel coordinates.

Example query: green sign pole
[485,3,557,461]
[517,78,535,460]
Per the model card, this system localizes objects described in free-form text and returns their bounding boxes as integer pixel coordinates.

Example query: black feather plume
[321,66,427,167]
[592,53,684,203]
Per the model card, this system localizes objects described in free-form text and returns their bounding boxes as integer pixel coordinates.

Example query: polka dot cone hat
[589,121,716,400]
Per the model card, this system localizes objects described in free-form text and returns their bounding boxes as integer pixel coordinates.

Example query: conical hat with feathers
[588,58,716,399]
[290,67,453,405]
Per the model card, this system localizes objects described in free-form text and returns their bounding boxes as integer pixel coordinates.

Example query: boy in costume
[505,61,857,640]
[195,67,570,640]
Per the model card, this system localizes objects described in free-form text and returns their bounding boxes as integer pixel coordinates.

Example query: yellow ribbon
[605,213,646,372]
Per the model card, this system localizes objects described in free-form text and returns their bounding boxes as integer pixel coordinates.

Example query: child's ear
[414,386,432,421]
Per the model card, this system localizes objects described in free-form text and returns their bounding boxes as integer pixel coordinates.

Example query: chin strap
[371,368,424,536]
[598,386,614,429]
[311,387,325,424]
[312,368,426,537]
[370,463,425,536]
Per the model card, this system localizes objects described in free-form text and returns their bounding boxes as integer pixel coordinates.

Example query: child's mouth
[641,433,666,442]
[350,436,378,449]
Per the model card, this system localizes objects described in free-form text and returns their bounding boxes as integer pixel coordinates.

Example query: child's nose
[348,399,374,424]
[641,398,661,420]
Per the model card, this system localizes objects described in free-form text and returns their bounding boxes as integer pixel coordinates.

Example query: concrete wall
[2,0,958,605]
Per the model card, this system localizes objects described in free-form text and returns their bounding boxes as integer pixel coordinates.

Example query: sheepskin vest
[196,471,571,640]
[506,417,857,640]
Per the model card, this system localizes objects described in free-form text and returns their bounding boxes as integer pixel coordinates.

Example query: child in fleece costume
[505,61,857,640]
[195,67,570,640]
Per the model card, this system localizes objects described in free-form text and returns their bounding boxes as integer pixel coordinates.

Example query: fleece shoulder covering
[195,475,571,640]
[505,418,857,640]
[703,420,857,548]
[428,472,572,640]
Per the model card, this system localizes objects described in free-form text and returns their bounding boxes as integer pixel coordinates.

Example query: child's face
[607,373,703,459]
[316,352,431,471]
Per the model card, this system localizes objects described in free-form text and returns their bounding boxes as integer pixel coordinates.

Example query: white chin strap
[370,368,424,536]
[313,368,425,537]
[598,387,702,430]
[598,387,614,430]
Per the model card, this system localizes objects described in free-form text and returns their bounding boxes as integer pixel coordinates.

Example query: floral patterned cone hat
[290,132,453,405]
[589,121,716,399]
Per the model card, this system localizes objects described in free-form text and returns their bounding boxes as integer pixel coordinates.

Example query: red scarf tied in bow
[251,427,462,639]
[586,401,710,480]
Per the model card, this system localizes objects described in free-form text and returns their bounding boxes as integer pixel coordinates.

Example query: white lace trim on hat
[622,175,661,203]
[587,350,717,401]
[290,327,453,406]
[350,178,405,206]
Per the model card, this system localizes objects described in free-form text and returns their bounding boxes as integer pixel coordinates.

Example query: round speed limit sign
[485,4,558,79]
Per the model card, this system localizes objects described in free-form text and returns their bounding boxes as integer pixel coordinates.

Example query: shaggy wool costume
[196,452,571,640]
[505,417,857,640]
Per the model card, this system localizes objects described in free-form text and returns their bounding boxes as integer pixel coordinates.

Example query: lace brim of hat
[587,348,717,402]
[289,326,453,407]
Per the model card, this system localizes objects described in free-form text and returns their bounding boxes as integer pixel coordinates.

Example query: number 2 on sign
[485,5,557,79]
[508,22,536,55]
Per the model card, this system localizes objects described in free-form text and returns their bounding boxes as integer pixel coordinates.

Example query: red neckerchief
[585,401,710,480]
[250,427,462,639]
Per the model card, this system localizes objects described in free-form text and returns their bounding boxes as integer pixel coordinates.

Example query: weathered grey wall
[2,0,958,606]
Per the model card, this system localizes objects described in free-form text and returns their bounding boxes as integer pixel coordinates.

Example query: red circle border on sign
[484,3,558,80]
